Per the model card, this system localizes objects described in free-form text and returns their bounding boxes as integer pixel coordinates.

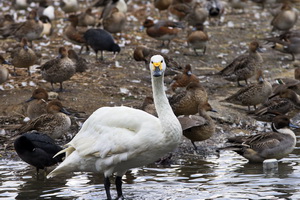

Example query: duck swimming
[219,115,298,163]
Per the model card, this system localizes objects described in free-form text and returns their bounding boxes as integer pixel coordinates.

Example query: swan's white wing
[69,106,162,159]
[47,106,165,178]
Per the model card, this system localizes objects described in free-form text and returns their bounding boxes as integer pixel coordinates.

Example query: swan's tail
[47,146,76,179]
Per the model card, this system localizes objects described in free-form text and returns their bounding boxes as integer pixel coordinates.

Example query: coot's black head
[14,135,35,152]
[112,44,121,54]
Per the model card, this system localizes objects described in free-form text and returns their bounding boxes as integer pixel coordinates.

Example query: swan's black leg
[104,177,112,200]
[115,176,123,199]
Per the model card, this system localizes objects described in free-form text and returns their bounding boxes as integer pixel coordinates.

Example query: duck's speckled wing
[168,90,188,105]
[40,58,60,71]
[19,114,56,133]
[219,54,247,75]
[245,132,282,151]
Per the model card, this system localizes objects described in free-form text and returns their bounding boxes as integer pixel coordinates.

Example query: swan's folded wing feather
[67,106,161,159]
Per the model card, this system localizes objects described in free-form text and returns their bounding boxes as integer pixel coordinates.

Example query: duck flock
[1,0,300,199]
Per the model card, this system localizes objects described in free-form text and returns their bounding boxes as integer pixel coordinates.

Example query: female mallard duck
[168,0,193,21]
[60,0,79,14]
[263,88,300,112]
[19,100,71,139]
[254,99,295,122]
[11,37,37,76]
[67,49,89,73]
[263,30,300,61]
[185,3,208,27]
[78,8,96,27]
[0,55,10,84]
[170,64,199,92]
[40,47,76,92]
[102,7,126,33]
[14,131,65,174]
[253,88,300,121]
[178,102,216,149]
[273,38,300,61]
[26,88,49,120]
[218,41,263,86]
[0,10,43,42]
[63,15,88,54]
[219,115,298,163]
[271,2,298,32]
[222,70,272,111]
[46,55,182,200]
[170,82,208,116]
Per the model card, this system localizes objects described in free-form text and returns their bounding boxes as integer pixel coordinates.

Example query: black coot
[14,131,65,174]
[84,28,120,61]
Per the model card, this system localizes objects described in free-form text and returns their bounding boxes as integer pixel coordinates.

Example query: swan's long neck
[152,75,181,141]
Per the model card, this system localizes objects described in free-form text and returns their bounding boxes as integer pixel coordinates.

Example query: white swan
[47,55,182,199]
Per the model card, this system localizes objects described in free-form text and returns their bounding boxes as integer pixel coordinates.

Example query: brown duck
[19,100,71,139]
[63,15,88,54]
[39,47,76,92]
[178,102,216,149]
[170,64,199,91]
[11,37,37,75]
[0,55,10,84]
[143,19,184,47]
[0,10,43,42]
[222,70,272,111]
[218,41,263,86]
[169,82,208,116]
[219,115,298,163]
[26,88,49,120]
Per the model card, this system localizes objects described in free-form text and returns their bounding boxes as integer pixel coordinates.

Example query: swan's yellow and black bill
[152,61,163,77]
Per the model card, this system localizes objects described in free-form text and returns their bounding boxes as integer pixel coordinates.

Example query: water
[2,134,300,200]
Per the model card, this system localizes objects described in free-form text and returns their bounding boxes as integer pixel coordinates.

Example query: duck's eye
[151,61,153,63]
[161,60,163,63]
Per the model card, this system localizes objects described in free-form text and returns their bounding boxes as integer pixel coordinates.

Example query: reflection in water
[1,152,300,200]
[1,131,300,199]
